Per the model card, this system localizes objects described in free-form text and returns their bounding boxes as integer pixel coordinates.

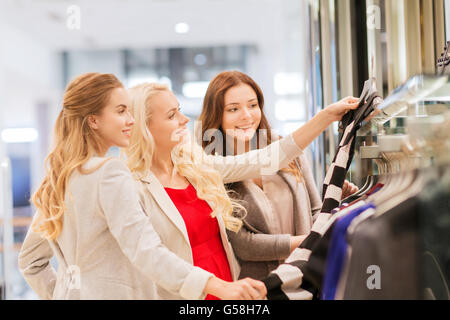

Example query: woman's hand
[322,96,360,122]
[290,235,307,252]
[291,96,359,150]
[341,179,359,200]
[204,276,267,300]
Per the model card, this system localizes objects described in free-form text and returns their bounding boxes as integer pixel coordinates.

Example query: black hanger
[339,78,375,133]
[339,78,381,136]
[341,175,376,204]
[341,91,382,146]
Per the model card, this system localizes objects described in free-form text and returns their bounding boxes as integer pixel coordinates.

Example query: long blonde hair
[126,83,245,232]
[31,73,124,240]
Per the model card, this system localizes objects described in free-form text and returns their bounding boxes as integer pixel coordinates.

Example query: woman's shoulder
[81,157,130,177]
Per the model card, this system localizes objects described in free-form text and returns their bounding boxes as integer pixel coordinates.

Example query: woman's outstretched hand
[323,96,360,122]
[291,96,359,151]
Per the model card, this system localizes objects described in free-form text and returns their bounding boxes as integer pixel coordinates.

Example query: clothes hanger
[368,136,413,208]
[341,175,375,203]
[366,135,408,206]
[372,154,421,216]
[372,113,450,215]
[339,77,377,134]
[371,123,445,217]
[338,74,384,203]
[347,114,448,228]
[341,141,387,204]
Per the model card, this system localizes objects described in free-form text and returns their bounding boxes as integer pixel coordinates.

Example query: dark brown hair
[198,70,302,182]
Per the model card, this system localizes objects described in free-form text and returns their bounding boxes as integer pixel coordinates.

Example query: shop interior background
[1,0,449,300]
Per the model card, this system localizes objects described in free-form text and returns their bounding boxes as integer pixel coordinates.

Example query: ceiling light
[175,22,190,34]
[182,81,209,98]
[1,128,38,143]
[194,54,207,66]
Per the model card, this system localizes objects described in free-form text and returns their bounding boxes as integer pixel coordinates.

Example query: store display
[262,74,450,300]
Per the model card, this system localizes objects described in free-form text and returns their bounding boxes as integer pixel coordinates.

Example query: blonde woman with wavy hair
[125,82,360,300]
[18,72,266,300]
[127,83,243,233]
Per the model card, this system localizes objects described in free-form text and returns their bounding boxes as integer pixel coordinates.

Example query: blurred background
[1,0,449,299]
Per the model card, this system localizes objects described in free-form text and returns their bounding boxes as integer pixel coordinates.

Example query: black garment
[343,167,450,300]
[321,90,382,213]
[418,166,450,299]
[343,197,422,299]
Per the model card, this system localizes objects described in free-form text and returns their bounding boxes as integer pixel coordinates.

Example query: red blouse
[164,183,233,300]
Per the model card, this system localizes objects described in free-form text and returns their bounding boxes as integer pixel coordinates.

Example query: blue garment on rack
[321,203,376,300]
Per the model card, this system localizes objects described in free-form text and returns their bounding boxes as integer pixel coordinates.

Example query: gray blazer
[18,134,303,300]
[226,152,322,280]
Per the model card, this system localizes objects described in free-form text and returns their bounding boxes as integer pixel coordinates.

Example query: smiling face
[87,87,135,155]
[146,90,190,153]
[221,83,262,143]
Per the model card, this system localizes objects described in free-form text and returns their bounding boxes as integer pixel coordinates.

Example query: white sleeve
[98,159,214,300]
[205,134,304,183]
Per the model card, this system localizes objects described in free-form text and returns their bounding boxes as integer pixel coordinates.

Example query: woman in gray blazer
[198,71,359,280]
[123,81,359,298]
[18,72,267,300]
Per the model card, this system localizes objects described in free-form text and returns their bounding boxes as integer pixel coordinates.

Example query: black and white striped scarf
[262,92,383,300]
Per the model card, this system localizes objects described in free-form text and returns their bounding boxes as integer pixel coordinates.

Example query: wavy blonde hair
[126,83,245,232]
[31,73,124,240]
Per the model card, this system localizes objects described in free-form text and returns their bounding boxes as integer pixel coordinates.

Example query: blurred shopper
[18,72,266,300]
[124,82,359,298]
[197,70,358,280]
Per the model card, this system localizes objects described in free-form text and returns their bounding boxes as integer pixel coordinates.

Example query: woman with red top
[125,83,359,300]
[165,184,233,299]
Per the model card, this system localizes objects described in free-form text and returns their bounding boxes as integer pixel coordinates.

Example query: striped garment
[262,92,383,300]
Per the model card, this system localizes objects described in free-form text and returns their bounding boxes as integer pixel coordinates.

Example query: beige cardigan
[226,152,322,280]
[18,134,302,300]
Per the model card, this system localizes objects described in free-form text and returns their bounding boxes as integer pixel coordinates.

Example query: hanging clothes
[342,195,422,299]
[340,166,450,300]
[262,84,383,300]
[321,203,376,300]
[418,166,450,300]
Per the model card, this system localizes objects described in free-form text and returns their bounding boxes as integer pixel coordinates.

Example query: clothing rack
[372,74,449,125]
[261,74,449,301]
[343,74,450,300]
[360,135,409,159]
